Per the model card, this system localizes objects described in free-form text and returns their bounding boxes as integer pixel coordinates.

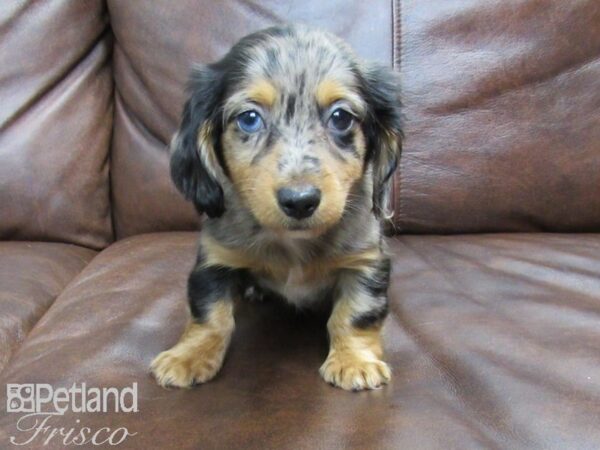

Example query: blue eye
[236,110,264,133]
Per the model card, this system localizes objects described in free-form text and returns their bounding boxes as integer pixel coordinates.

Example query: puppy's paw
[150,347,224,388]
[319,352,391,391]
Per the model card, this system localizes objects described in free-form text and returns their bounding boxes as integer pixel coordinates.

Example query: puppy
[151,24,402,391]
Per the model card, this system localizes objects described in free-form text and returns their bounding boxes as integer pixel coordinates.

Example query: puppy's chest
[252,263,336,307]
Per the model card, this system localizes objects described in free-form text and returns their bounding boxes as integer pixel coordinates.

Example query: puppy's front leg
[151,263,239,388]
[320,258,392,391]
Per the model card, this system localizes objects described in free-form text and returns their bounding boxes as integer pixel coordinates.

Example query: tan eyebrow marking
[315,78,367,117]
[315,79,351,108]
[246,79,278,108]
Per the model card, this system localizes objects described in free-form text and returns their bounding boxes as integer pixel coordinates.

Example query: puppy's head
[171,25,402,235]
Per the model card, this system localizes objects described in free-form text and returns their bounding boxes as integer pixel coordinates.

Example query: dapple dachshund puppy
[151,24,402,391]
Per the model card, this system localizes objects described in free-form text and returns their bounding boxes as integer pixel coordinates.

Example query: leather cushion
[1,233,599,448]
[396,0,600,232]
[107,0,393,239]
[0,0,114,248]
[0,241,96,373]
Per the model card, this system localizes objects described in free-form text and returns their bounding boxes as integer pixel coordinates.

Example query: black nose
[277,186,321,219]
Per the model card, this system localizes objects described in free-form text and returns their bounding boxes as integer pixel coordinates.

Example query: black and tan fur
[151,25,402,391]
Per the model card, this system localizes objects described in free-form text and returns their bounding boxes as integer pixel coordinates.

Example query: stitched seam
[392,0,402,233]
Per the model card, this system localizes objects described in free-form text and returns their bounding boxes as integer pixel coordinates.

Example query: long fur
[152,24,402,391]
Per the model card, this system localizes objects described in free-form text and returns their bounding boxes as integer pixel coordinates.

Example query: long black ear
[170,65,226,218]
[360,63,403,219]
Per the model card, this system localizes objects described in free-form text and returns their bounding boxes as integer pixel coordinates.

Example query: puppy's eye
[237,110,264,133]
[327,108,354,133]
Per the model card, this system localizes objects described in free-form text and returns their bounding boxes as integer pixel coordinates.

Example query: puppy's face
[220,35,371,235]
[171,26,402,236]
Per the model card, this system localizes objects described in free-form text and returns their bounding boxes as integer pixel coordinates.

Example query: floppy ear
[360,64,403,219]
[170,65,226,218]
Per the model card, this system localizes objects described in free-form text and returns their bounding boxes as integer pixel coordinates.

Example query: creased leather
[396,0,600,233]
[1,233,599,449]
[0,0,114,248]
[0,242,96,373]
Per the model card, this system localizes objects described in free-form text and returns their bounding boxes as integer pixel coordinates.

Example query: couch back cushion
[107,0,395,239]
[395,0,600,232]
[0,0,113,249]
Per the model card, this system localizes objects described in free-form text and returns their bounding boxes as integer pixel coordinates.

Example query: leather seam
[392,0,402,233]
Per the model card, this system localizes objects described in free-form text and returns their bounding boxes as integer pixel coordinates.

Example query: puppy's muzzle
[277,186,321,219]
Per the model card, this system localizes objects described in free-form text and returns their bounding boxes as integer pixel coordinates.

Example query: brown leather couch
[1,1,600,449]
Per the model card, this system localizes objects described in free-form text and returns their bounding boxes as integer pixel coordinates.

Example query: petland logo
[6,383,138,446]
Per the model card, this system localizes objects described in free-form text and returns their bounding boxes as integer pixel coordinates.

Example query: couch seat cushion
[1,233,599,449]
[0,242,96,373]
